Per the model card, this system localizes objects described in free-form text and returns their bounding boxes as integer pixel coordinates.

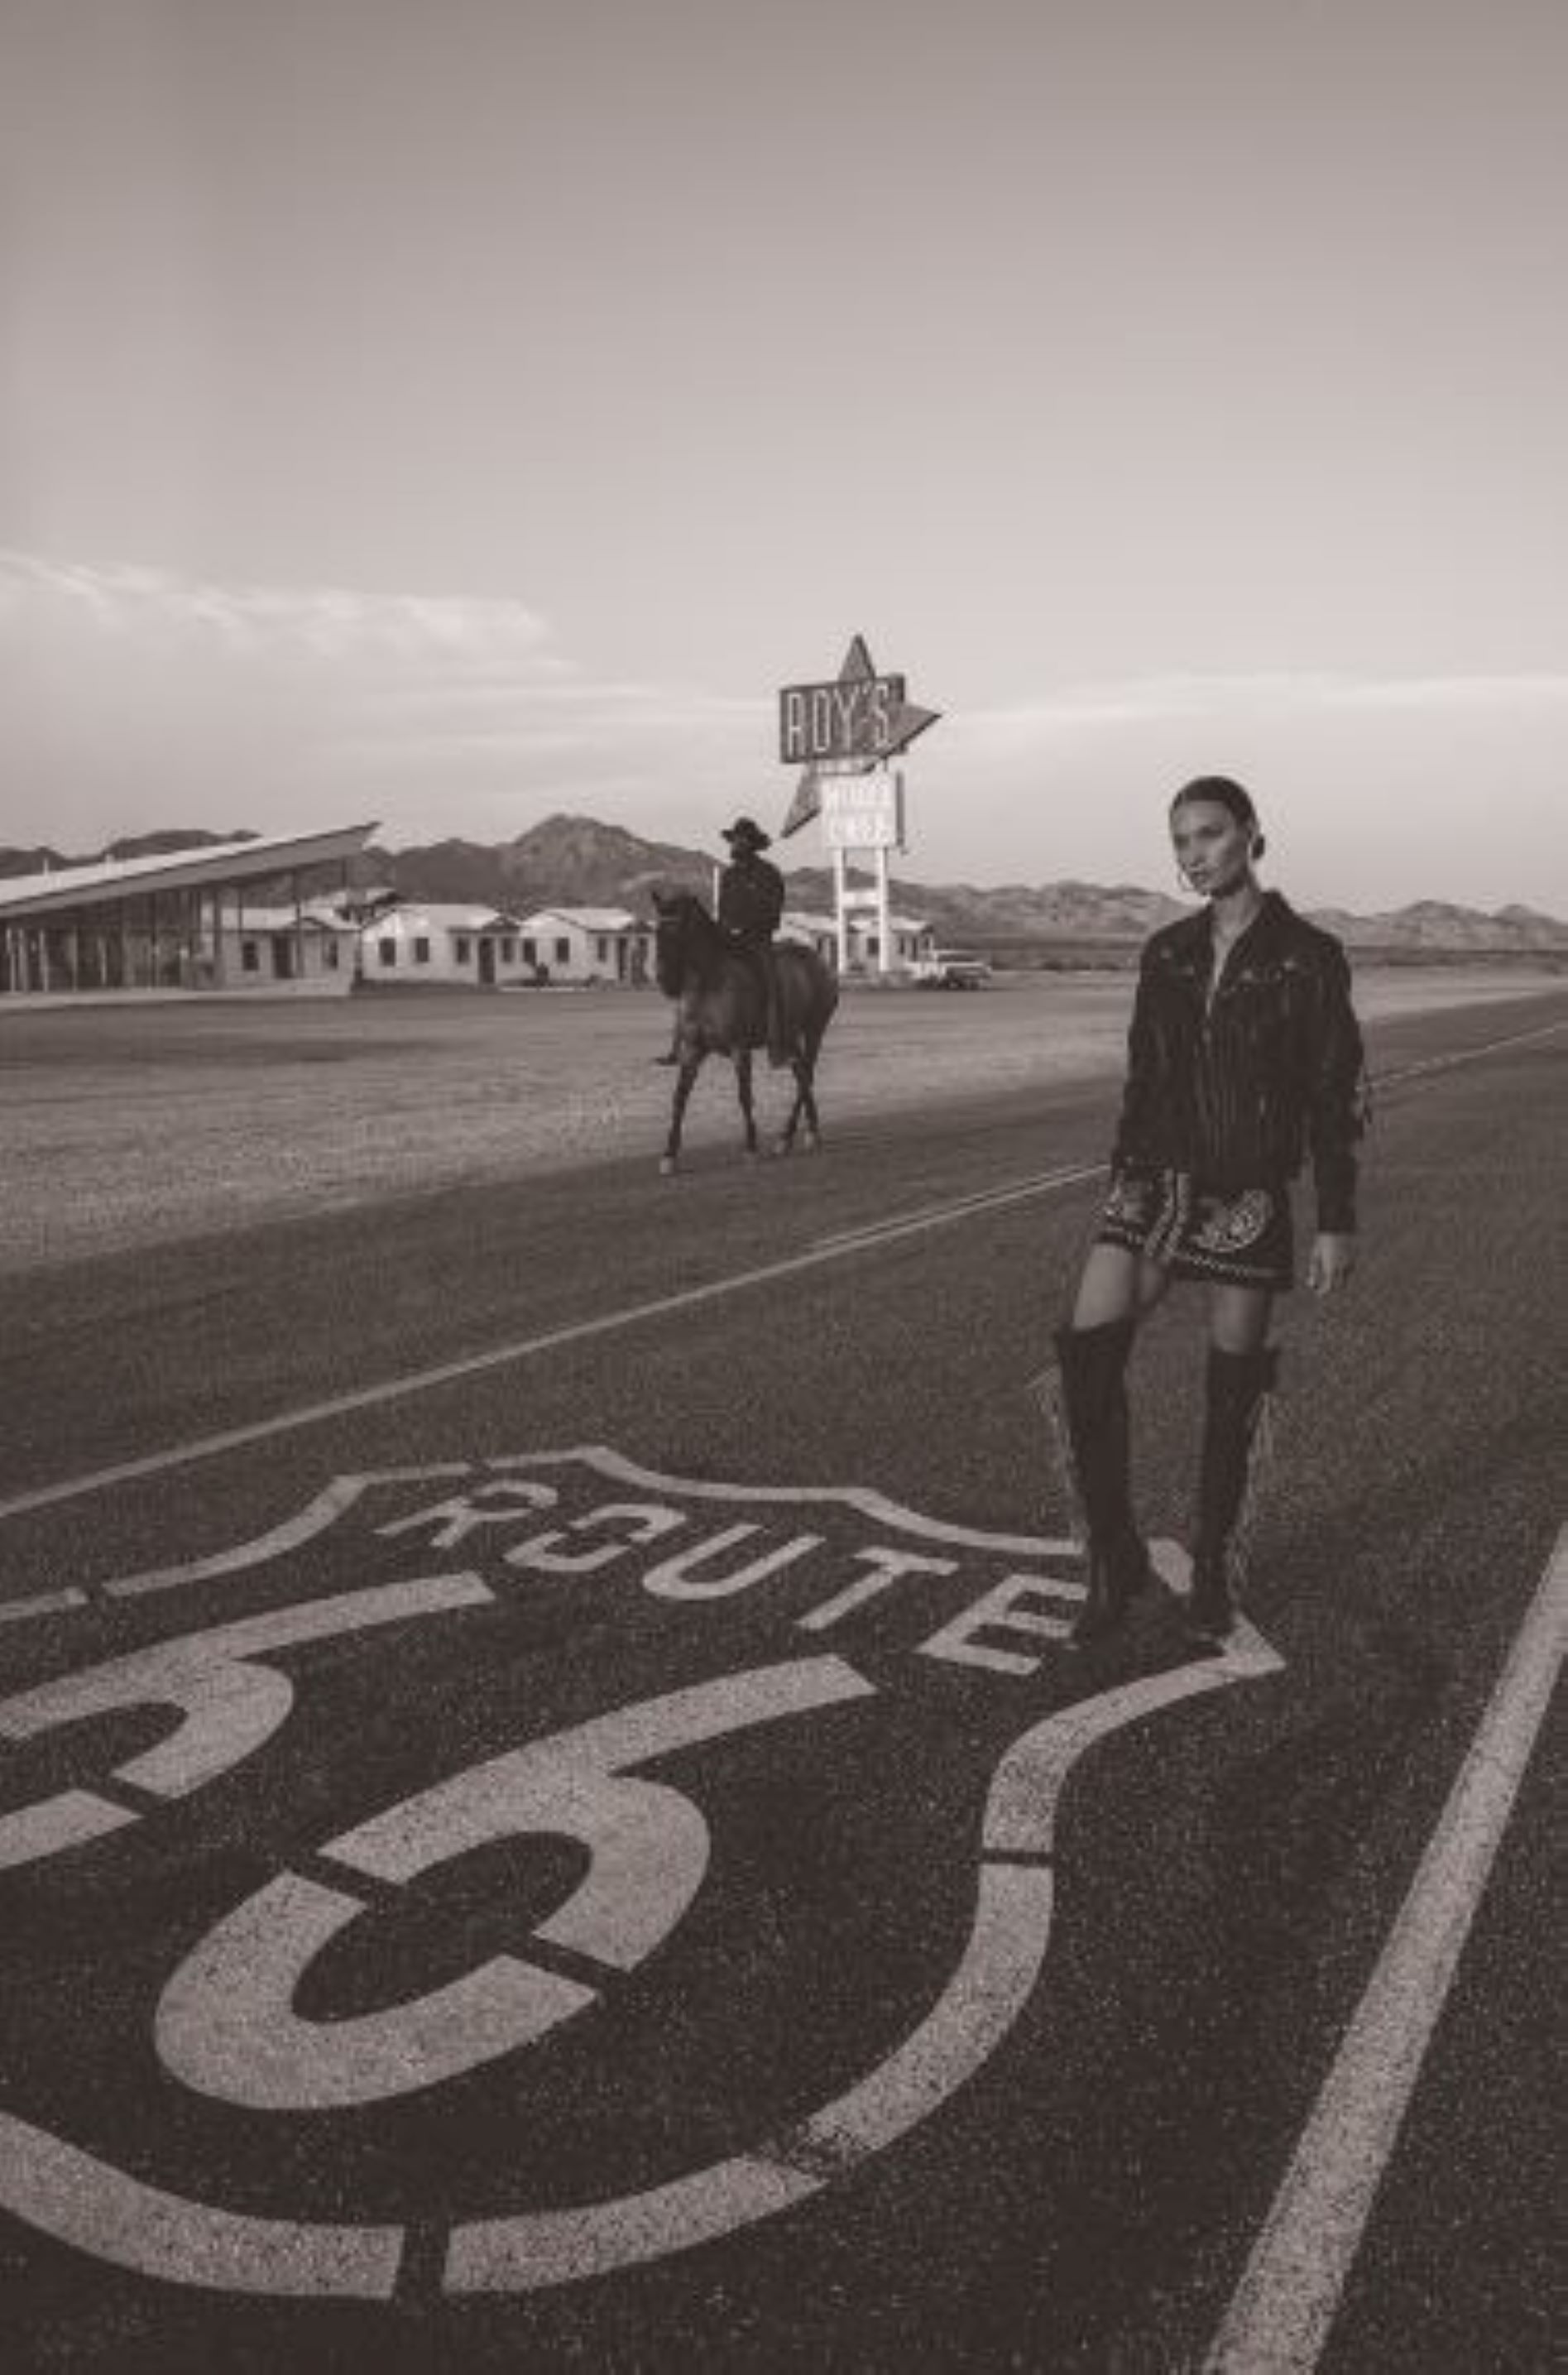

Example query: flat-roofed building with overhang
[0,823,378,1001]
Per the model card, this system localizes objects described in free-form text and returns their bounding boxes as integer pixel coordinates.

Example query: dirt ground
[2,967,1562,1274]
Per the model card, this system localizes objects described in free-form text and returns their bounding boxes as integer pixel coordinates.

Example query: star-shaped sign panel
[778,638,940,837]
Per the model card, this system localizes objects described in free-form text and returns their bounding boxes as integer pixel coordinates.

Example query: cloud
[0,550,560,669]
[0,551,766,851]
[907,668,1568,912]
[2,558,1564,909]
[953,668,1568,746]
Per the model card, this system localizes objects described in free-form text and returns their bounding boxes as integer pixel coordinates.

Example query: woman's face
[1170,799,1255,897]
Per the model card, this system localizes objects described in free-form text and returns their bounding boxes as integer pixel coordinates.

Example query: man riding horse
[654,814,792,1068]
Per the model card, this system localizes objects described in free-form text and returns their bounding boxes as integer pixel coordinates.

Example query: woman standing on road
[1053,776,1369,1649]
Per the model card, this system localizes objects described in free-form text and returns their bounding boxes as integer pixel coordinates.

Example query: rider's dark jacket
[1112,890,1368,1232]
[718,854,785,945]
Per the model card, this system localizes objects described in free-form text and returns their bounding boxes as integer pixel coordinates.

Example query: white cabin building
[515,908,653,986]
[355,902,535,988]
[223,905,358,987]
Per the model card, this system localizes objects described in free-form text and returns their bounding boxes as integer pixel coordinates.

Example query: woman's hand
[1307,1232,1357,1297]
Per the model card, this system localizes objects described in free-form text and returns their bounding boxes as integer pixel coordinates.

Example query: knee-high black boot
[1187,1345,1281,1644]
[1053,1317,1154,1647]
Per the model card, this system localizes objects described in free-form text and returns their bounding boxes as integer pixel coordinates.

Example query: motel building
[0,832,927,1003]
[0,833,661,1003]
[356,903,653,990]
[515,908,654,986]
[356,901,535,990]
[0,824,377,1003]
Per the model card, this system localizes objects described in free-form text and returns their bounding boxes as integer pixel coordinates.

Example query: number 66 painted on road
[0,1578,1282,2295]
[156,1655,875,2108]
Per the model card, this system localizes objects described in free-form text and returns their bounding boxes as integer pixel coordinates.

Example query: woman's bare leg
[1070,1242,1172,1331]
[1206,1282,1273,1353]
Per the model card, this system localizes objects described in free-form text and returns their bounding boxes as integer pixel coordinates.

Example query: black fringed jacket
[1112,891,1369,1232]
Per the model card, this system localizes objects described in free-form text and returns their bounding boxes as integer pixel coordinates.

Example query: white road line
[804,1021,1561,1263]
[0,1165,1108,1526]
[491,1446,1079,1559]
[812,1161,1105,1250]
[0,1019,1556,1530]
[1374,1016,1564,1088]
[0,1586,86,1626]
[1205,1521,1568,2373]
[0,2110,403,2296]
[106,1464,474,1598]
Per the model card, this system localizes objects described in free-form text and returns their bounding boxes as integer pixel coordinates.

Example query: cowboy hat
[721,815,772,850]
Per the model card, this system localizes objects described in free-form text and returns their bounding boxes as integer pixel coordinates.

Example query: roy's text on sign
[779,675,906,765]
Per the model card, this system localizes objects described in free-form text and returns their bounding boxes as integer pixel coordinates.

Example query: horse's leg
[794,1008,828,1151]
[660,1053,704,1175]
[773,1055,805,1154]
[784,1054,823,1152]
[734,1047,760,1160]
[799,1058,823,1149]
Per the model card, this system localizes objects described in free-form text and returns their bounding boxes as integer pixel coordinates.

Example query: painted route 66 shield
[0,1447,1281,2299]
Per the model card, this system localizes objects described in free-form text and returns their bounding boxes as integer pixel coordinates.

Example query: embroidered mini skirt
[1096,1163,1295,1292]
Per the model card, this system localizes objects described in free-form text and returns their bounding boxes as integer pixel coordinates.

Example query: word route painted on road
[0,1449,1283,2301]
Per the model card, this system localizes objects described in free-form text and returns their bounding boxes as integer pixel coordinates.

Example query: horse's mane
[654,889,731,992]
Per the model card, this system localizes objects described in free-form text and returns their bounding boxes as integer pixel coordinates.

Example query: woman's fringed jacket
[1112,890,1369,1232]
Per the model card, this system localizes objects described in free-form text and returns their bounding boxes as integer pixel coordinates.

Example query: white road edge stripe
[0,1169,1106,1524]
[0,1019,1558,1528]
[811,1161,1103,1250]
[1204,1520,1568,2373]
[1371,1016,1563,1087]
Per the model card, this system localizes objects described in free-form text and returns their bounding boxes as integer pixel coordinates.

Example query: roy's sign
[779,671,908,765]
[0,1446,1280,2303]
[778,634,940,768]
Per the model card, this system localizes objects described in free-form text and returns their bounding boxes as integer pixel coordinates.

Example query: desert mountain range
[3,813,1566,955]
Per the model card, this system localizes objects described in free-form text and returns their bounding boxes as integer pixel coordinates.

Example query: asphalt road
[0,989,1563,2373]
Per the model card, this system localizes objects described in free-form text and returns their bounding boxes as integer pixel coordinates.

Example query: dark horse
[651,890,838,1174]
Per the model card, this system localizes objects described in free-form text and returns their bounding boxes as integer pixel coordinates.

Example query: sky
[2,0,1565,912]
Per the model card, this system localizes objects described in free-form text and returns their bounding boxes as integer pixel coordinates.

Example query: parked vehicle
[912,948,993,989]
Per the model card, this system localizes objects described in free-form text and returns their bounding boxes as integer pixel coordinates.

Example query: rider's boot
[1186,1344,1281,1647]
[1053,1317,1154,1648]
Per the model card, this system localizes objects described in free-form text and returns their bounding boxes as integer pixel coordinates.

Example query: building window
[378,938,396,968]
[414,937,431,965]
[522,938,537,966]
[596,935,610,963]
[242,940,259,973]
[501,936,515,963]
[325,939,339,968]
[555,938,570,965]
[455,937,472,964]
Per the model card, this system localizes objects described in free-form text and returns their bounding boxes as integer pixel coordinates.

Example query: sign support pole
[776,637,942,979]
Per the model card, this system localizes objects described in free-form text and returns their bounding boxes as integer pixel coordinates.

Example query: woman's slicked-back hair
[1169,775,1259,829]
